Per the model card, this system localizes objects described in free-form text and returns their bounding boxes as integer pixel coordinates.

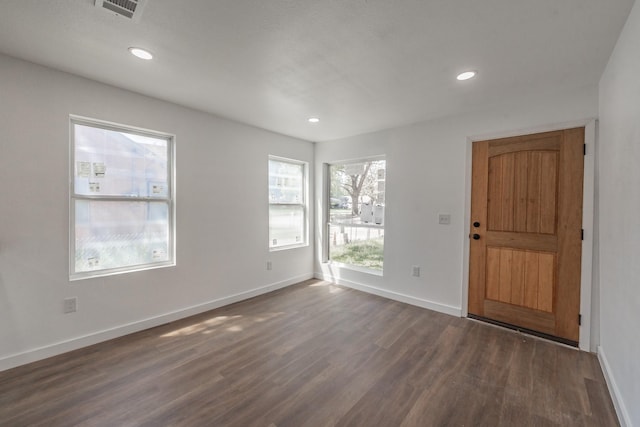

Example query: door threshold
[467,314,579,348]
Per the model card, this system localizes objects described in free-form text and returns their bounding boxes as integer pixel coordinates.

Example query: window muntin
[328,158,386,271]
[70,118,175,279]
[269,157,307,249]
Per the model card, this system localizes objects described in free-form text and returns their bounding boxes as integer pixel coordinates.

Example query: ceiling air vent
[95,0,148,21]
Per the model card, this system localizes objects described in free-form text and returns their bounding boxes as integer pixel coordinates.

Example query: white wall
[598,1,640,425]
[314,84,598,327]
[0,54,314,371]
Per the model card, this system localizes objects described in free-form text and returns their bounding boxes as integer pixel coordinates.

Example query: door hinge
[581,229,584,240]
[579,314,582,326]
[583,144,586,155]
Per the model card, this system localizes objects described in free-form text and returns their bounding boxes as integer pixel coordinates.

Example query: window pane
[328,159,386,270]
[269,205,304,248]
[74,200,170,273]
[269,160,303,204]
[74,124,169,198]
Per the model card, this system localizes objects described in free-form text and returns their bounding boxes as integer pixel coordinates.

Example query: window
[70,117,175,279]
[269,157,307,250]
[328,158,386,271]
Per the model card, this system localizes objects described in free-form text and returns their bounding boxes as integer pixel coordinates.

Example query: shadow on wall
[0,262,21,356]
[0,250,69,360]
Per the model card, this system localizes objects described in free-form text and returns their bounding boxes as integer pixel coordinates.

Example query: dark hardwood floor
[0,279,618,426]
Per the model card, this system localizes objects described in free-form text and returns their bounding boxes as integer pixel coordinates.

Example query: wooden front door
[468,128,584,344]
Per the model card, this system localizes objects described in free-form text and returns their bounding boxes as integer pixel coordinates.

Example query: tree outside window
[328,159,385,270]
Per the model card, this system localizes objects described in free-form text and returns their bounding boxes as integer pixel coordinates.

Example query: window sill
[269,243,309,252]
[326,261,383,276]
[70,261,176,281]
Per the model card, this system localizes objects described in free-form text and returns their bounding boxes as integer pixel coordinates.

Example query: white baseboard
[315,272,461,317]
[0,273,312,373]
[597,346,632,427]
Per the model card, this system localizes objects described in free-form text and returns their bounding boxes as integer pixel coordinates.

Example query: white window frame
[69,116,176,280]
[268,155,308,251]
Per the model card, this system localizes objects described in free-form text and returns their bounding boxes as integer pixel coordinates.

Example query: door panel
[488,151,559,234]
[485,247,556,313]
[469,128,584,344]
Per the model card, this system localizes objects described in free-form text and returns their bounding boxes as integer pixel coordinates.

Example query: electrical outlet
[412,266,420,277]
[438,214,451,225]
[267,261,272,271]
[64,297,77,314]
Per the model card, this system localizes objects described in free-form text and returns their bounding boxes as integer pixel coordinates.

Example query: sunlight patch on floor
[309,281,344,294]
[161,315,242,337]
[160,312,285,337]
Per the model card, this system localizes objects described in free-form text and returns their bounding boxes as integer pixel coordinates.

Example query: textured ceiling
[0,0,634,141]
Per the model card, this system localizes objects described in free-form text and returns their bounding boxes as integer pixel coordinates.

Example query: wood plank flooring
[0,279,618,426]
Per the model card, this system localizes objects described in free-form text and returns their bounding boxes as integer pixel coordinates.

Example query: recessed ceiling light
[129,47,153,60]
[308,117,320,123]
[457,71,477,81]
